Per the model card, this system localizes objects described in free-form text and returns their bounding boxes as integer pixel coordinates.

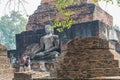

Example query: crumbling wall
[52,37,120,79]
[0,44,14,80]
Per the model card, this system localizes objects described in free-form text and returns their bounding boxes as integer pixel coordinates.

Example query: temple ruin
[7,0,120,79]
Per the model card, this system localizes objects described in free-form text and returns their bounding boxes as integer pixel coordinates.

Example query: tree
[0,11,27,50]
[1,0,28,16]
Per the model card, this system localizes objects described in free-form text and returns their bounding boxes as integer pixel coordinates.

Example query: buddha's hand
[30,55,35,60]
[39,52,45,56]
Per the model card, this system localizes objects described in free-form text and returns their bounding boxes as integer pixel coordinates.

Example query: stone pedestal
[51,37,120,79]
[0,44,14,80]
[13,71,50,80]
[13,72,32,80]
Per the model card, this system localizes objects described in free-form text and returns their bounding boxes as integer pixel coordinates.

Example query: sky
[0,0,41,17]
[0,0,120,27]
[99,1,120,27]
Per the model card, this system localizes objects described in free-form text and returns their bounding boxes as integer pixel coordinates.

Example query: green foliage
[0,11,27,50]
[52,18,74,32]
[116,0,120,6]
[51,0,75,32]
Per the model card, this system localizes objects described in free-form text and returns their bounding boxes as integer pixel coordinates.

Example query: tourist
[19,54,31,72]
[24,56,31,72]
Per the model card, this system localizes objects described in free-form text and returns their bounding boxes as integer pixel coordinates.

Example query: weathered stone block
[13,72,32,80]
[55,20,112,41]
[16,29,45,58]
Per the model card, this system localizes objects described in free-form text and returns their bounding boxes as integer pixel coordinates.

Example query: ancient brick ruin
[51,37,120,79]
[10,0,120,79]
[15,0,116,59]
[26,0,112,31]
[0,44,14,80]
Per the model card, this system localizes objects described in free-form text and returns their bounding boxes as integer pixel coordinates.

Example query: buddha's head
[45,24,53,34]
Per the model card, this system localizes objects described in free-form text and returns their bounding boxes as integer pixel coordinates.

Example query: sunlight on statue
[30,23,60,61]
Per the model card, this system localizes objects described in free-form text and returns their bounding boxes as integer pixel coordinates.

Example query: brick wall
[0,44,14,80]
[26,3,112,31]
[51,37,120,79]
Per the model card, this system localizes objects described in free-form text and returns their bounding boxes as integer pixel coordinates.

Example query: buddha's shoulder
[41,34,59,39]
[52,35,59,38]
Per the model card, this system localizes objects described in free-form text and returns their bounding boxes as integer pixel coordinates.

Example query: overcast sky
[0,0,120,27]
[0,0,41,17]
[99,0,120,27]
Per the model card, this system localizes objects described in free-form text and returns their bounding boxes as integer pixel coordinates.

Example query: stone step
[32,76,120,80]
[32,71,50,79]
[87,68,120,77]
[13,72,50,80]
[64,49,114,60]
[67,37,110,50]
[90,76,120,79]
[55,68,120,79]
[60,59,119,70]
[13,72,32,80]
[63,53,114,62]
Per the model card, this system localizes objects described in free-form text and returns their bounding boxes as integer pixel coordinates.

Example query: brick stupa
[12,0,120,79]
[26,0,111,31]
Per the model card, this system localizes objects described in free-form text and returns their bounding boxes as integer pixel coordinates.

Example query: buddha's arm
[30,37,44,56]
[44,36,59,53]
